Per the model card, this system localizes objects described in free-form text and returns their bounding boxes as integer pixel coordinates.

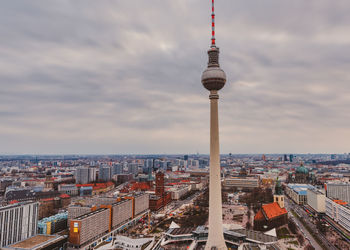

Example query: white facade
[0,201,39,248]
[285,184,313,205]
[326,182,350,203]
[112,199,132,228]
[170,186,191,200]
[113,236,154,250]
[307,189,325,213]
[134,193,149,216]
[224,177,259,189]
[326,197,350,232]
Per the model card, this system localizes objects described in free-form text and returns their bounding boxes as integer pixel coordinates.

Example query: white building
[285,184,314,205]
[111,236,154,250]
[326,197,350,232]
[223,177,259,190]
[170,186,191,200]
[326,182,350,203]
[0,201,39,248]
[307,189,325,213]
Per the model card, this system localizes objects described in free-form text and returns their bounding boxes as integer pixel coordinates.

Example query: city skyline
[1,0,350,154]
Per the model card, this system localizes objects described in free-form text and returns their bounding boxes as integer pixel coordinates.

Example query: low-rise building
[223,177,259,190]
[170,186,191,200]
[285,184,314,205]
[3,235,67,250]
[58,184,78,196]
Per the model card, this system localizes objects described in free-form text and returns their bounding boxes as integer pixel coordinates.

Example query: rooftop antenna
[211,0,216,47]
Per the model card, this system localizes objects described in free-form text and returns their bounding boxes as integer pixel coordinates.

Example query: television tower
[201,0,227,249]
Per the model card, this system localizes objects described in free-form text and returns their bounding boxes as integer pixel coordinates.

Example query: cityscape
[1,1,350,250]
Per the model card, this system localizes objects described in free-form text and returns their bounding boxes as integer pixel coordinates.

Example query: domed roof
[296,165,309,174]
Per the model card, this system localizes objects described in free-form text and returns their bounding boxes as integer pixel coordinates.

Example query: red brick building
[149,172,171,211]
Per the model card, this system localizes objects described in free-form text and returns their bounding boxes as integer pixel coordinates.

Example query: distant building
[112,163,123,175]
[149,172,171,211]
[0,201,39,248]
[99,165,112,182]
[58,184,78,196]
[223,177,260,190]
[289,154,294,162]
[113,173,133,184]
[294,164,309,183]
[75,167,96,184]
[307,189,325,213]
[326,182,350,204]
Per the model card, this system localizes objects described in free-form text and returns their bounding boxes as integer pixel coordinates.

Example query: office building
[326,182,350,203]
[326,197,350,232]
[307,189,326,213]
[285,184,314,205]
[0,201,39,248]
[99,165,112,182]
[69,208,110,247]
[112,163,122,175]
[223,177,260,190]
[75,167,96,184]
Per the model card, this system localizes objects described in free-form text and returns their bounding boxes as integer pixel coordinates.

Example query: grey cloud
[0,0,350,154]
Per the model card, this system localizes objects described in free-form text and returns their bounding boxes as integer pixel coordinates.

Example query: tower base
[205,240,227,250]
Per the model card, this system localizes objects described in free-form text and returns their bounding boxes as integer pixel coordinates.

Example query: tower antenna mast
[211,0,216,47]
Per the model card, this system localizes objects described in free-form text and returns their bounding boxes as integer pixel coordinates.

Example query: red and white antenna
[211,0,216,47]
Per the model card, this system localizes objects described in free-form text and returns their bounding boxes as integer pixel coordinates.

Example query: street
[285,196,337,250]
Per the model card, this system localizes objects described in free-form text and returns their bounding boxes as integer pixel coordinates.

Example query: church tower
[274,178,284,208]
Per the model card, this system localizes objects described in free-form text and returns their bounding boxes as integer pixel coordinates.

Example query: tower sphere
[201,47,226,91]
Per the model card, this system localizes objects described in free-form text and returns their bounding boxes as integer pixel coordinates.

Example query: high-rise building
[156,172,165,196]
[289,154,294,162]
[75,166,96,184]
[201,0,227,248]
[326,182,350,203]
[112,163,122,176]
[0,201,39,248]
[99,165,112,182]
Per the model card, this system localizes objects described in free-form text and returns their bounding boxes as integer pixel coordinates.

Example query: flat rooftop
[7,235,59,249]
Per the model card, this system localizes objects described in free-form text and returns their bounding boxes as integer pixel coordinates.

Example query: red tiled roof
[131,182,150,191]
[60,194,70,198]
[261,202,287,220]
[254,209,264,220]
[41,198,54,202]
[334,200,347,205]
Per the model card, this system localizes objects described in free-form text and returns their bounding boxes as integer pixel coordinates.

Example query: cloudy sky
[1,0,350,155]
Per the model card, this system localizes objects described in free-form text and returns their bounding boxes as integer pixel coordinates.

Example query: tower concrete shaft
[205,90,227,250]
